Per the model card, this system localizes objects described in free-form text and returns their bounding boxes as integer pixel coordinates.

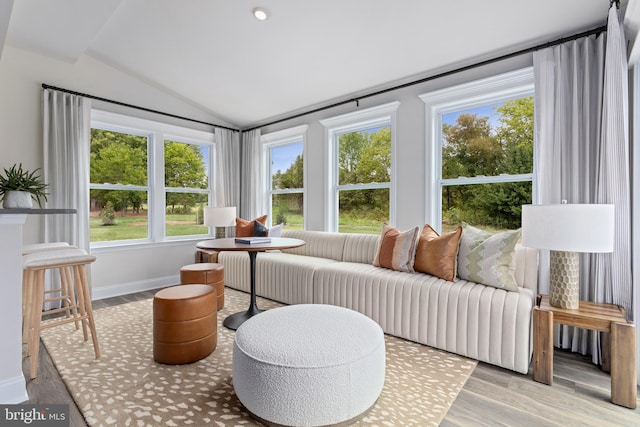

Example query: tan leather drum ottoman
[153,284,217,365]
[180,263,225,310]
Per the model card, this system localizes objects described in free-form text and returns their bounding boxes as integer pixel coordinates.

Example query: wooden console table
[533,294,637,409]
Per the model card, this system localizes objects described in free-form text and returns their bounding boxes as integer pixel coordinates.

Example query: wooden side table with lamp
[522,203,637,409]
[533,294,636,409]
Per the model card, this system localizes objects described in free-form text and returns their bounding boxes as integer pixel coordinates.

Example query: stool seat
[22,242,73,255]
[23,249,96,268]
[233,304,385,426]
[153,284,217,365]
[180,263,225,309]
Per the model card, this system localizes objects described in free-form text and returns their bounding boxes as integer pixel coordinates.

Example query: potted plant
[0,163,49,208]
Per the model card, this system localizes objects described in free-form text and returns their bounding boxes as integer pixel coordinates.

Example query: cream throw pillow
[457,223,520,292]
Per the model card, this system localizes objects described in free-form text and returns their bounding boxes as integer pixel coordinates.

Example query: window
[262,125,307,230]
[90,111,214,245]
[164,140,210,237]
[420,68,534,233]
[321,102,399,233]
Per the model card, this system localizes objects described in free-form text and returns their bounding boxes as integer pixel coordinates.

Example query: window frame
[261,124,308,228]
[90,110,215,248]
[419,68,535,232]
[320,102,399,232]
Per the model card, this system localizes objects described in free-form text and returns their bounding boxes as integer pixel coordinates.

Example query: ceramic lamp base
[549,250,580,309]
[215,227,226,239]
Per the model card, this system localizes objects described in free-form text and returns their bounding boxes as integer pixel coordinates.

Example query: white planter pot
[3,191,34,209]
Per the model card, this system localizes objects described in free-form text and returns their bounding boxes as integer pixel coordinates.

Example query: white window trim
[261,124,308,228]
[90,110,215,248]
[320,102,399,232]
[419,68,534,232]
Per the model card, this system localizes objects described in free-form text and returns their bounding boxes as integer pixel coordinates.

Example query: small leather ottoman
[153,284,217,365]
[180,263,225,310]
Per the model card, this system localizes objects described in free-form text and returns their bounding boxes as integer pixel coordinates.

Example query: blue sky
[442,102,502,130]
[271,142,303,173]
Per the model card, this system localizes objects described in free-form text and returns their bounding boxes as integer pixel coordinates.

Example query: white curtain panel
[594,5,632,318]
[42,89,91,307]
[533,5,632,361]
[240,129,263,219]
[214,127,241,209]
[533,33,604,357]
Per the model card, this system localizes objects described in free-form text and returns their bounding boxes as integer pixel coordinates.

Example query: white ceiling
[1,0,633,128]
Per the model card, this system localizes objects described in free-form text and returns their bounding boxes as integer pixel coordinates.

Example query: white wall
[0,45,234,298]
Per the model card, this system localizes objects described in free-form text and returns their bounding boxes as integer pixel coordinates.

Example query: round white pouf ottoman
[233,304,385,427]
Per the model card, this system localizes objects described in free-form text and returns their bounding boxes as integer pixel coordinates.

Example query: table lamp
[204,206,236,238]
[521,203,614,309]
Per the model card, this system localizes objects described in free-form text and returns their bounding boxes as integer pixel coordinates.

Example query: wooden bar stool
[21,242,80,347]
[23,248,100,379]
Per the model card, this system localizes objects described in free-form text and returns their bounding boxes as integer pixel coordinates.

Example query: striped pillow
[457,223,521,292]
[373,224,420,272]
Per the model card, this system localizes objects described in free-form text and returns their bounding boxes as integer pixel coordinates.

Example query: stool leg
[22,269,34,348]
[61,266,81,330]
[73,266,89,342]
[75,265,100,358]
[29,269,46,379]
[58,267,72,323]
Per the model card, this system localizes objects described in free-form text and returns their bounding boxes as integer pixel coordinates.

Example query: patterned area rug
[41,288,477,426]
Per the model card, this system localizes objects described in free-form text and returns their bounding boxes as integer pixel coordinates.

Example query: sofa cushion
[457,223,520,292]
[373,224,419,273]
[312,261,535,374]
[236,215,268,237]
[342,233,380,264]
[280,230,347,260]
[414,224,462,281]
[219,251,339,305]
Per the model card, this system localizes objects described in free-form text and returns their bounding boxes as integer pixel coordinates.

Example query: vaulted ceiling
[2,0,637,128]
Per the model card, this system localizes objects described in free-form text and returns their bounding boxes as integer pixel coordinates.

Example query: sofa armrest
[514,245,538,293]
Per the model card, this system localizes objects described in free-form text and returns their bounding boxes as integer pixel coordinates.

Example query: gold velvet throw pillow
[373,224,420,273]
[235,215,268,237]
[414,224,462,281]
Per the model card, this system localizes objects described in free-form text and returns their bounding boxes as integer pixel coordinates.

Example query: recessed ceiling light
[253,7,268,21]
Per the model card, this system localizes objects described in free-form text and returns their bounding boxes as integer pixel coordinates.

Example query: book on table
[234,237,272,244]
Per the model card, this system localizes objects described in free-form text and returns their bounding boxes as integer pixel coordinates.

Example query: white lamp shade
[204,206,237,227]
[521,204,614,253]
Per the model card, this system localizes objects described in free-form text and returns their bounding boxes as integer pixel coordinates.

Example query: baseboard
[91,275,180,301]
[0,374,28,404]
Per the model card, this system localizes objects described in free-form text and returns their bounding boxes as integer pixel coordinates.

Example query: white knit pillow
[457,223,520,292]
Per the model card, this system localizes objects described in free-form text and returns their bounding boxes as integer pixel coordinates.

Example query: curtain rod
[41,83,241,133]
[245,24,607,132]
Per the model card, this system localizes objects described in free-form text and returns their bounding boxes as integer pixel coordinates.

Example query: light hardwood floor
[24,289,640,427]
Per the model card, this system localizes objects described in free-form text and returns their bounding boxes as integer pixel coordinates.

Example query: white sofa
[216,229,538,374]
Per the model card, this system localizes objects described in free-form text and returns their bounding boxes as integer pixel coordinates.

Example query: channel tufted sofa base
[216,229,538,374]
